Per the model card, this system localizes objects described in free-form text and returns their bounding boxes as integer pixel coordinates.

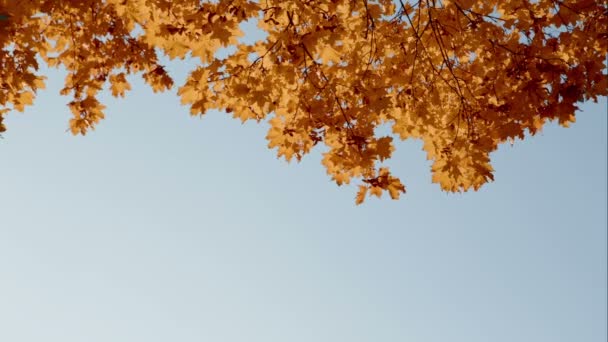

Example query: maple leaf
[13,91,34,112]
[109,73,131,98]
[355,185,368,205]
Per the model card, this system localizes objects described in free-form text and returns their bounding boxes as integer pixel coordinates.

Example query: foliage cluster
[0,0,606,202]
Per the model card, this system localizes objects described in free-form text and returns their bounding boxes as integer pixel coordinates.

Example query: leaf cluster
[0,0,606,203]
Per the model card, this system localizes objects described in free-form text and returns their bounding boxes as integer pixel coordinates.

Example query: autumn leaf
[355,185,368,205]
[109,73,131,98]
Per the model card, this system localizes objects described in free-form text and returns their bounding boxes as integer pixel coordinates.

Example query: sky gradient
[0,59,606,342]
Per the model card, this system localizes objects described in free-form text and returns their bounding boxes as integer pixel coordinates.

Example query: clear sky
[0,52,606,342]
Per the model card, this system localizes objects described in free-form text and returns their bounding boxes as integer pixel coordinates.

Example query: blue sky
[0,55,606,341]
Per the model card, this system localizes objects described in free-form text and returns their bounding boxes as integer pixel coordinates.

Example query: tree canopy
[0,0,606,203]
